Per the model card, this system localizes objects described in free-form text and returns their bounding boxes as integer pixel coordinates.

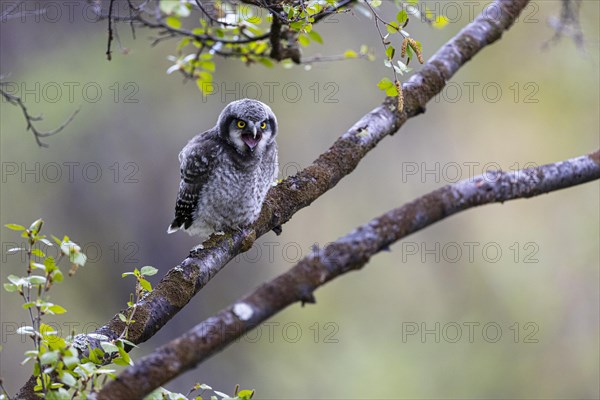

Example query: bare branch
[0,82,80,148]
[96,150,600,399]
[106,0,116,60]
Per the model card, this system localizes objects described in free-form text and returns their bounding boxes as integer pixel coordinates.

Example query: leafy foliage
[104,0,447,105]
[2,220,245,399]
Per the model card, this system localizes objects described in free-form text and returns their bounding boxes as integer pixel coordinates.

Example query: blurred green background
[1,0,599,398]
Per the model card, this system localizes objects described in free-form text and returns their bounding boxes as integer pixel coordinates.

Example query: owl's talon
[214,231,225,236]
[191,243,204,251]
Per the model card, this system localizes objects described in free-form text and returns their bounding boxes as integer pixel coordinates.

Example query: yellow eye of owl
[260,122,267,129]
[237,120,246,129]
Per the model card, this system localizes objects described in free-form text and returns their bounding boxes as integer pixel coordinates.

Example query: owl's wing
[167,137,214,233]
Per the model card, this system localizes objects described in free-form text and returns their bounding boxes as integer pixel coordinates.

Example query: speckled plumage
[168,99,278,240]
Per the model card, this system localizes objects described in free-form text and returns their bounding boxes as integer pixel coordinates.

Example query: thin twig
[0,84,80,147]
[106,0,115,60]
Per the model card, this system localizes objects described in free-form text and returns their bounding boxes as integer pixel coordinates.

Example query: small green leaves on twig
[119,265,158,341]
[3,219,91,398]
[148,382,255,400]
[365,1,438,110]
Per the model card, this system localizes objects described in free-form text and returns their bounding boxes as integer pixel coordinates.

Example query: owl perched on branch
[168,99,278,242]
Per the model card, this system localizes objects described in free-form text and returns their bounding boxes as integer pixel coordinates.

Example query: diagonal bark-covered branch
[17,0,530,398]
[97,150,600,399]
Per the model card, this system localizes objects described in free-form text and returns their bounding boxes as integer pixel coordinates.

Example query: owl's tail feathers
[167,220,183,234]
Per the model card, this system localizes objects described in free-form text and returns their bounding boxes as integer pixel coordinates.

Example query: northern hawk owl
[167,99,278,241]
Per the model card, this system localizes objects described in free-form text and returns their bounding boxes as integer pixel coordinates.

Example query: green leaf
[140,266,158,276]
[177,37,191,51]
[385,84,399,97]
[166,16,181,29]
[40,323,57,338]
[139,278,152,292]
[118,313,128,322]
[298,34,310,47]
[258,57,274,68]
[238,389,255,399]
[289,21,304,31]
[113,355,132,367]
[405,44,413,61]
[22,301,36,309]
[46,335,67,351]
[197,77,214,95]
[198,60,216,72]
[51,235,63,246]
[51,269,64,283]
[70,252,87,267]
[385,45,395,60]
[377,77,394,91]
[433,15,449,28]
[369,0,382,7]
[59,371,77,387]
[29,219,43,235]
[48,304,67,314]
[28,276,46,285]
[101,341,119,354]
[5,223,26,231]
[4,283,17,292]
[31,248,45,258]
[344,50,358,58]
[396,10,408,25]
[386,21,400,34]
[31,262,46,271]
[246,16,262,24]
[63,353,79,369]
[307,30,323,44]
[44,257,57,273]
[40,350,59,365]
[46,387,70,400]
[8,275,24,286]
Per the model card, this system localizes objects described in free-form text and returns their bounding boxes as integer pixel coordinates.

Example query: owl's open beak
[241,127,262,150]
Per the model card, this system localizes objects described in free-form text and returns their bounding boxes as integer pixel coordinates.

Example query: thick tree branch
[97,150,600,399]
[17,0,530,397]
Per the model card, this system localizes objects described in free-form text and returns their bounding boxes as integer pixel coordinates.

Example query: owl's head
[218,99,278,156]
